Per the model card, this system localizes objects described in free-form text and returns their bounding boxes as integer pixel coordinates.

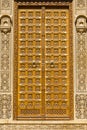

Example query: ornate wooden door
[45,9,70,118]
[14,4,73,120]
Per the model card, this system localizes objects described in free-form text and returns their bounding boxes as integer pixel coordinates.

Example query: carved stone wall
[0,0,12,120]
[0,15,12,92]
[75,15,87,92]
[75,0,87,120]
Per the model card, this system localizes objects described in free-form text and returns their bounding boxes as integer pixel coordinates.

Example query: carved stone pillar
[75,15,87,91]
[75,15,87,119]
[0,15,12,118]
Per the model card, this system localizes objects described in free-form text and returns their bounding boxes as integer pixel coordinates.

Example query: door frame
[13,0,73,120]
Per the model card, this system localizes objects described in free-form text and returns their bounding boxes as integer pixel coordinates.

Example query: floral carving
[76,94,87,119]
[1,0,11,9]
[76,0,86,8]
[0,94,11,119]
[75,16,87,91]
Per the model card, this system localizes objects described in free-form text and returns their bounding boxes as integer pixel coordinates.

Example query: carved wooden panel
[45,9,70,118]
[18,9,42,117]
[14,4,73,120]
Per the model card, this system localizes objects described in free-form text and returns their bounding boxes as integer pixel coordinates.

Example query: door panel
[18,9,43,117]
[45,9,70,117]
[15,6,73,119]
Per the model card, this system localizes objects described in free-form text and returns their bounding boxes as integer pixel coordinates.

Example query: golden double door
[15,6,73,120]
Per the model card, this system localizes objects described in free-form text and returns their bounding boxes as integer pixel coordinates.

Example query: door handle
[50,61,55,68]
[32,62,37,68]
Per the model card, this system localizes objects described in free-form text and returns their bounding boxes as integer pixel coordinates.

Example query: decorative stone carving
[76,15,87,33]
[76,0,86,8]
[1,0,11,10]
[0,15,12,92]
[0,72,9,92]
[75,15,87,91]
[76,94,87,119]
[0,0,12,122]
[0,124,86,130]
[0,94,11,119]
[0,15,11,33]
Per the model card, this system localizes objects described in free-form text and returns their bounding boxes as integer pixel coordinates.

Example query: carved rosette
[75,15,87,92]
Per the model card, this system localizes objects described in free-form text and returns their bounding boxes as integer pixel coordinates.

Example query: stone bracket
[0,15,12,33]
[75,15,87,33]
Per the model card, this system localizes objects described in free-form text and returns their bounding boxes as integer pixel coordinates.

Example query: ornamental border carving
[0,15,12,92]
[0,124,86,130]
[76,94,87,119]
[75,15,87,92]
[0,94,11,119]
[13,0,73,120]
[0,15,12,118]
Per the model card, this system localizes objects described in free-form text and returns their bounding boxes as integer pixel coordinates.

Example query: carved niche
[75,15,87,92]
